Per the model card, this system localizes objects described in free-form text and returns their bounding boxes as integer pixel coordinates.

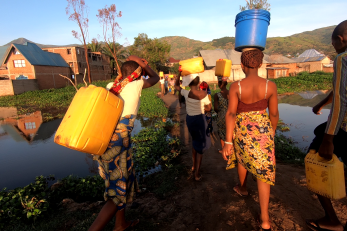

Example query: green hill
[158,26,336,60]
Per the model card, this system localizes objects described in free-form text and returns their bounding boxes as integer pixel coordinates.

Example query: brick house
[264,54,297,77]
[0,42,71,89]
[42,46,111,83]
[167,57,180,67]
[292,49,331,73]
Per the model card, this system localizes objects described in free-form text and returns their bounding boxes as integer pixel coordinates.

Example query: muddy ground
[133,93,346,231]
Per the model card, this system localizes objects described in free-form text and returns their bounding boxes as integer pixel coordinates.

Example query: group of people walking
[87,20,347,231]
[174,20,347,231]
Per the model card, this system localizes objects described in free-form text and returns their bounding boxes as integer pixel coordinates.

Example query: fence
[0,79,39,97]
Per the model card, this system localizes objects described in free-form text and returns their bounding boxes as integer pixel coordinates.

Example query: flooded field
[277,90,331,150]
[0,109,149,190]
[0,90,332,190]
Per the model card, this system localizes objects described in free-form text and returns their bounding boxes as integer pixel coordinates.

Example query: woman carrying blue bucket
[222,8,278,231]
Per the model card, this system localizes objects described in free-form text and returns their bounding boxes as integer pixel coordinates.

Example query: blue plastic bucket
[234,9,270,51]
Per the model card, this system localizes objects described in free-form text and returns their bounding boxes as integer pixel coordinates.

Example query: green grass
[0,81,168,121]
[208,71,333,98]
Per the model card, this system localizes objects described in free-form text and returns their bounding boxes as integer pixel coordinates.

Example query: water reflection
[278,91,331,150]
[0,109,152,190]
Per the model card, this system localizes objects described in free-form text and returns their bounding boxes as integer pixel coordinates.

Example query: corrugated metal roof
[263,54,295,64]
[199,49,268,67]
[292,56,326,63]
[266,67,289,70]
[0,45,10,65]
[298,49,324,58]
[9,42,68,67]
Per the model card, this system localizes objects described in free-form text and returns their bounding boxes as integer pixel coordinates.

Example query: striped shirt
[325,50,347,135]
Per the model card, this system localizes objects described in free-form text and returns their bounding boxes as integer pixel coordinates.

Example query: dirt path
[150,93,347,231]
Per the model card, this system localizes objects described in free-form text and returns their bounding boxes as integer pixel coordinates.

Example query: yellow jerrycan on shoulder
[215,59,232,77]
[179,57,204,76]
[54,85,124,155]
[305,149,346,199]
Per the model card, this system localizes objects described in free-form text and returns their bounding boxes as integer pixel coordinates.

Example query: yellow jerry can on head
[159,71,164,77]
[179,57,204,76]
[54,85,124,155]
[305,149,346,200]
[215,59,232,77]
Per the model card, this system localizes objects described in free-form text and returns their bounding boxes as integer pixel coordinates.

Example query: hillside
[159,26,336,60]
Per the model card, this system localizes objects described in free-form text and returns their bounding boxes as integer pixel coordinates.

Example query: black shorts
[308,122,347,164]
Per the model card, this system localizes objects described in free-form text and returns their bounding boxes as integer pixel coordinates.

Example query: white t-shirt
[159,79,165,84]
[181,89,211,116]
[118,79,144,118]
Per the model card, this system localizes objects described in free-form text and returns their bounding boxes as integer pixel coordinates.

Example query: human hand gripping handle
[222,142,233,161]
[318,134,334,160]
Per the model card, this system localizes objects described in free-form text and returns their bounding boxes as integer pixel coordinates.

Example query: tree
[102,42,129,76]
[97,4,122,77]
[240,0,271,11]
[169,63,180,76]
[88,38,102,52]
[66,0,92,83]
[129,33,171,72]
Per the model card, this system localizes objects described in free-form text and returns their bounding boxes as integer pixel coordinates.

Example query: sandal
[306,219,338,231]
[233,185,249,197]
[123,219,140,231]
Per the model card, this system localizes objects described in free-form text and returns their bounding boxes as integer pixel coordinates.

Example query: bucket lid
[235,9,270,26]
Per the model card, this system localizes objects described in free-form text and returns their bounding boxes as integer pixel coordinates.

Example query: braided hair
[241,49,264,68]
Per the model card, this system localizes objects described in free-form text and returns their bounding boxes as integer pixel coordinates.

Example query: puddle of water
[277,91,331,150]
[0,109,155,190]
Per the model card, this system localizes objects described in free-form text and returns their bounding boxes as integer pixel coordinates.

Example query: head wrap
[109,66,142,95]
[199,81,211,95]
[182,73,199,87]
[241,48,264,68]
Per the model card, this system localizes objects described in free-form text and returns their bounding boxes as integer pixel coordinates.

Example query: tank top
[237,80,269,113]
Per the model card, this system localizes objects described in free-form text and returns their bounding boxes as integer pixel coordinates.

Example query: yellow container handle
[316,152,334,164]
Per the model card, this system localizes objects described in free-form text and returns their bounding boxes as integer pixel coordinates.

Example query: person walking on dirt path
[164,75,169,94]
[178,77,185,108]
[222,48,279,231]
[160,77,165,96]
[175,72,212,181]
[89,55,160,231]
[200,81,213,134]
[214,76,229,153]
[305,20,347,231]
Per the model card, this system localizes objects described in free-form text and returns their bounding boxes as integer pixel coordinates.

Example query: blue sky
[1,0,346,46]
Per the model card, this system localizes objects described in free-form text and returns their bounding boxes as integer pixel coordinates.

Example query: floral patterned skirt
[228,110,276,185]
[93,115,139,210]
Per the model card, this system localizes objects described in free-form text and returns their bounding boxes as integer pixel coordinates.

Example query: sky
[1,0,346,46]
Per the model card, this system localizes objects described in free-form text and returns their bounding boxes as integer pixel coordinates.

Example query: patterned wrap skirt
[93,115,139,210]
[227,110,276,186]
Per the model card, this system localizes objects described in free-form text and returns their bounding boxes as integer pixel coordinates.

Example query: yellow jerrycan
[305,149,346,199]
[54,85,124,155]
[215,59,232,77]
[179,57,204,76]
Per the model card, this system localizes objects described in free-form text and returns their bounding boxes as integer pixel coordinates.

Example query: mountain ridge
[158,25,336,60]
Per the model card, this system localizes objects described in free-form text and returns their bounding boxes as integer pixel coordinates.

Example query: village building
[0,42,71,94]
[0,42,112,96]
[42,46,111,82]
[198,49,268,82]
[264,54,296,78]
[167,57,180,67]
[292,49,331,73]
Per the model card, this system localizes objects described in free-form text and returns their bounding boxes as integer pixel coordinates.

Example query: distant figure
[200,81,213,134]
[178,77,185,108]
[222,48,279,231]
[306,20,347,231]
[164,76,169,94]
[89,56,159,231]
[175,72,212,181]
[160,77,165,95]
[214,76,229,153]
